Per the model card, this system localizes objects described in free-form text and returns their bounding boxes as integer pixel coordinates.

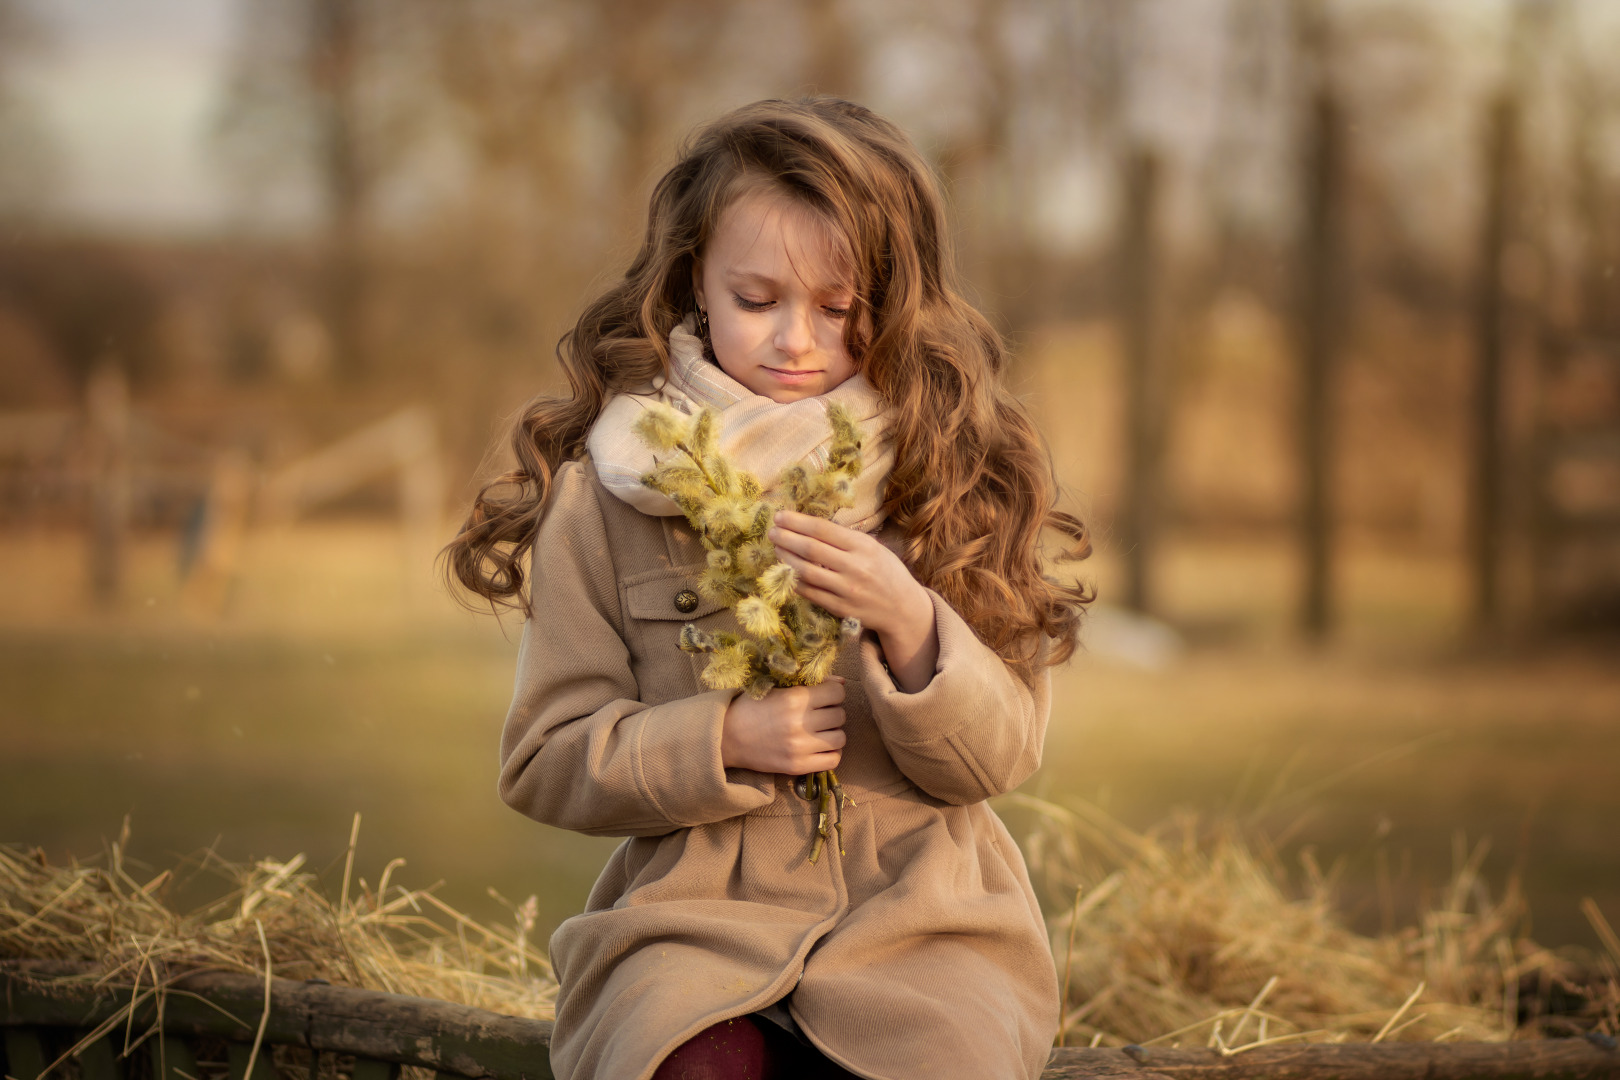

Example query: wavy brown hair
[442,97,1092,682]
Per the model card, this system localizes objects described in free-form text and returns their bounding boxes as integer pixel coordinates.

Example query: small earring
[695,306,715,361]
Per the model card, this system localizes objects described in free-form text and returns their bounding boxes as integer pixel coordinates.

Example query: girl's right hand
[720,677,846,775]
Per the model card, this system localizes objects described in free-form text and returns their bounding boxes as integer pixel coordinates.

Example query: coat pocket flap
[623,569,730,622]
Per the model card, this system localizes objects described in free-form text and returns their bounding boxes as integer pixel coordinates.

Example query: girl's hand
[769,510,940,692]
[721,678,847,774]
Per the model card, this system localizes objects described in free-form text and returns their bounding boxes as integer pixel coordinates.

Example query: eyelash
[731,294,851,319]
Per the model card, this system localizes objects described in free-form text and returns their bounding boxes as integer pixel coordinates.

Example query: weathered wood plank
[4,1027,50,1080]
[76,1034,122,1080]
[349,1058,399,1080]
[148,1035,199,1080]
[0,965,554,1080]
[7,963,1617,1080]
[1043,1040,1620,1080]
[227,1042,280,1080]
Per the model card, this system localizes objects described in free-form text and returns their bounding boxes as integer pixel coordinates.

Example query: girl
[445,97,1090,1080]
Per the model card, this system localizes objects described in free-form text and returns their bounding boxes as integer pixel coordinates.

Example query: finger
[773,512,867,558]
[817,727,848,751]
[772,684,811,709]
[808,680,846,706]
[810,706,846,733]
[773,509,860,549]
[793,581,849,615]
[770,528,852,572]
[795,724,845,753]
[775,549,844,591]
[800,749,842,773]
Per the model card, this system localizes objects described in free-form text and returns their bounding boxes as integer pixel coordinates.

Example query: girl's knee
[652,1016,774,1080]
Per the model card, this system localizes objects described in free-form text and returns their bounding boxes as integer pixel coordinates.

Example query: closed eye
[731,293,851,319]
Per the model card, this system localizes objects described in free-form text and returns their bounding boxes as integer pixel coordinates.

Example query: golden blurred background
[1,0,1617,951]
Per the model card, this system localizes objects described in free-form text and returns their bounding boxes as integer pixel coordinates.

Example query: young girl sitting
[446,97,1090,1080]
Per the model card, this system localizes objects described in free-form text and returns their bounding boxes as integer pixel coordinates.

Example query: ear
[690,257,707,313]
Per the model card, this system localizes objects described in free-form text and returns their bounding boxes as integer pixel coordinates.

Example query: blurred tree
[802,0,859,97]
[1294,0,1345,641]
[214,0,431,379]
[1206,0,1293,292]
[0,0,60,224]
[0,243,160,389]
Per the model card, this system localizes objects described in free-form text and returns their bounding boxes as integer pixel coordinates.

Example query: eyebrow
[725,270,781,286]
[723,268,852,295]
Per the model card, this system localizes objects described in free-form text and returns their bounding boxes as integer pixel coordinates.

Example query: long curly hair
[442,97,1091,682]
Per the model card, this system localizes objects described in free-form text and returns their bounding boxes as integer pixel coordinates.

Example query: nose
[773,304,815,361]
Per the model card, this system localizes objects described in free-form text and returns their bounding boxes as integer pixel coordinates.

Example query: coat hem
[627,944,841,1080]
[626,845,852,1080]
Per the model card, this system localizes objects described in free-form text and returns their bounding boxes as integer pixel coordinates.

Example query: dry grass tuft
[1007,793,1574,1049]
[5,805,1616,1052]
[0,813,556,1021]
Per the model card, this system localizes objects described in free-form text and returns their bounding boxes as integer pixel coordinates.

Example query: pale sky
[18,0,243,235]
[11,0,1605,244]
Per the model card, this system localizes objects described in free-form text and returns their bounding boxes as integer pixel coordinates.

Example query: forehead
[706,190,852,291]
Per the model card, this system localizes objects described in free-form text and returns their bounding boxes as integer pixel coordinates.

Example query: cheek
[705,313,767,384]
[708,311,759,357]
[827,333,858,378]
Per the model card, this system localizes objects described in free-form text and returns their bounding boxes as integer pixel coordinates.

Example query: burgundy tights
[650,1016,862,1080]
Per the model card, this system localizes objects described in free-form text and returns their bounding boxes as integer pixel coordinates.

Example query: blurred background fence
[1,0,1618,952]
[3,0,1619,632]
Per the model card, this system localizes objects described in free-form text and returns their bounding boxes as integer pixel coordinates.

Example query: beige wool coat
[498,457,1061,1080]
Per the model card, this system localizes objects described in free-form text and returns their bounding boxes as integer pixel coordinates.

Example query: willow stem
[675,441,722,495]
[806,768,847,863]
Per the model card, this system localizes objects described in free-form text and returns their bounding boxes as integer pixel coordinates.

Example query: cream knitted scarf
[586,320,894,532]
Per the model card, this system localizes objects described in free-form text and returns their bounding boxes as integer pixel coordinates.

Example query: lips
[764,367,821,383]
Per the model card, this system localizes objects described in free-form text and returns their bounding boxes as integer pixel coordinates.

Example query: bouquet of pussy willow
[633,401,865,863]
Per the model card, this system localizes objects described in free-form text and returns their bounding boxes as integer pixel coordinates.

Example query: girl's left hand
[768,509,940,692]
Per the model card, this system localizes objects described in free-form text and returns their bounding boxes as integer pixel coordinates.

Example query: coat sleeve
[858,588,1051,806]
[496,461,775,837]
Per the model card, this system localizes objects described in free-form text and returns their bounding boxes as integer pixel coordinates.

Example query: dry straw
[0,813,557,1023]
[1003,792,1613,1050]
[5,804,1615,1054]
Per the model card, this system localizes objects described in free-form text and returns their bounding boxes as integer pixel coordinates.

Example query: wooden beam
[149,1035,198,1080]
[350,1058,400,1080]
[76,1035,122,1080]
[0,966,555,1080]
[228,1040,281,1080]
[7,965,1617,1080]
[1043,1039,1620,1080]
[3,1027,49,1080]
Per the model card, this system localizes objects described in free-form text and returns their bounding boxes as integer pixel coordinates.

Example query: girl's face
[692,189,858,404]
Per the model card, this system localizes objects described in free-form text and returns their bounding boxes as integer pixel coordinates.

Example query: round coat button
[674,589,700,613]
[793,776,812,801]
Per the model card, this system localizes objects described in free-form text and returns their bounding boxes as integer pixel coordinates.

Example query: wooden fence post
[1298,89,1345,640]
[1119,146,1162,615]
[1471,93,1518,630]
[85,362,131,607]
[311,0,367,379]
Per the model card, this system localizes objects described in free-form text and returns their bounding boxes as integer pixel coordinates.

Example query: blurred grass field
[1,521,1617,952]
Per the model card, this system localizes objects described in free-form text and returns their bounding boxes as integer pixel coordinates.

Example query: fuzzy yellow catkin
[636,402,866,862]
